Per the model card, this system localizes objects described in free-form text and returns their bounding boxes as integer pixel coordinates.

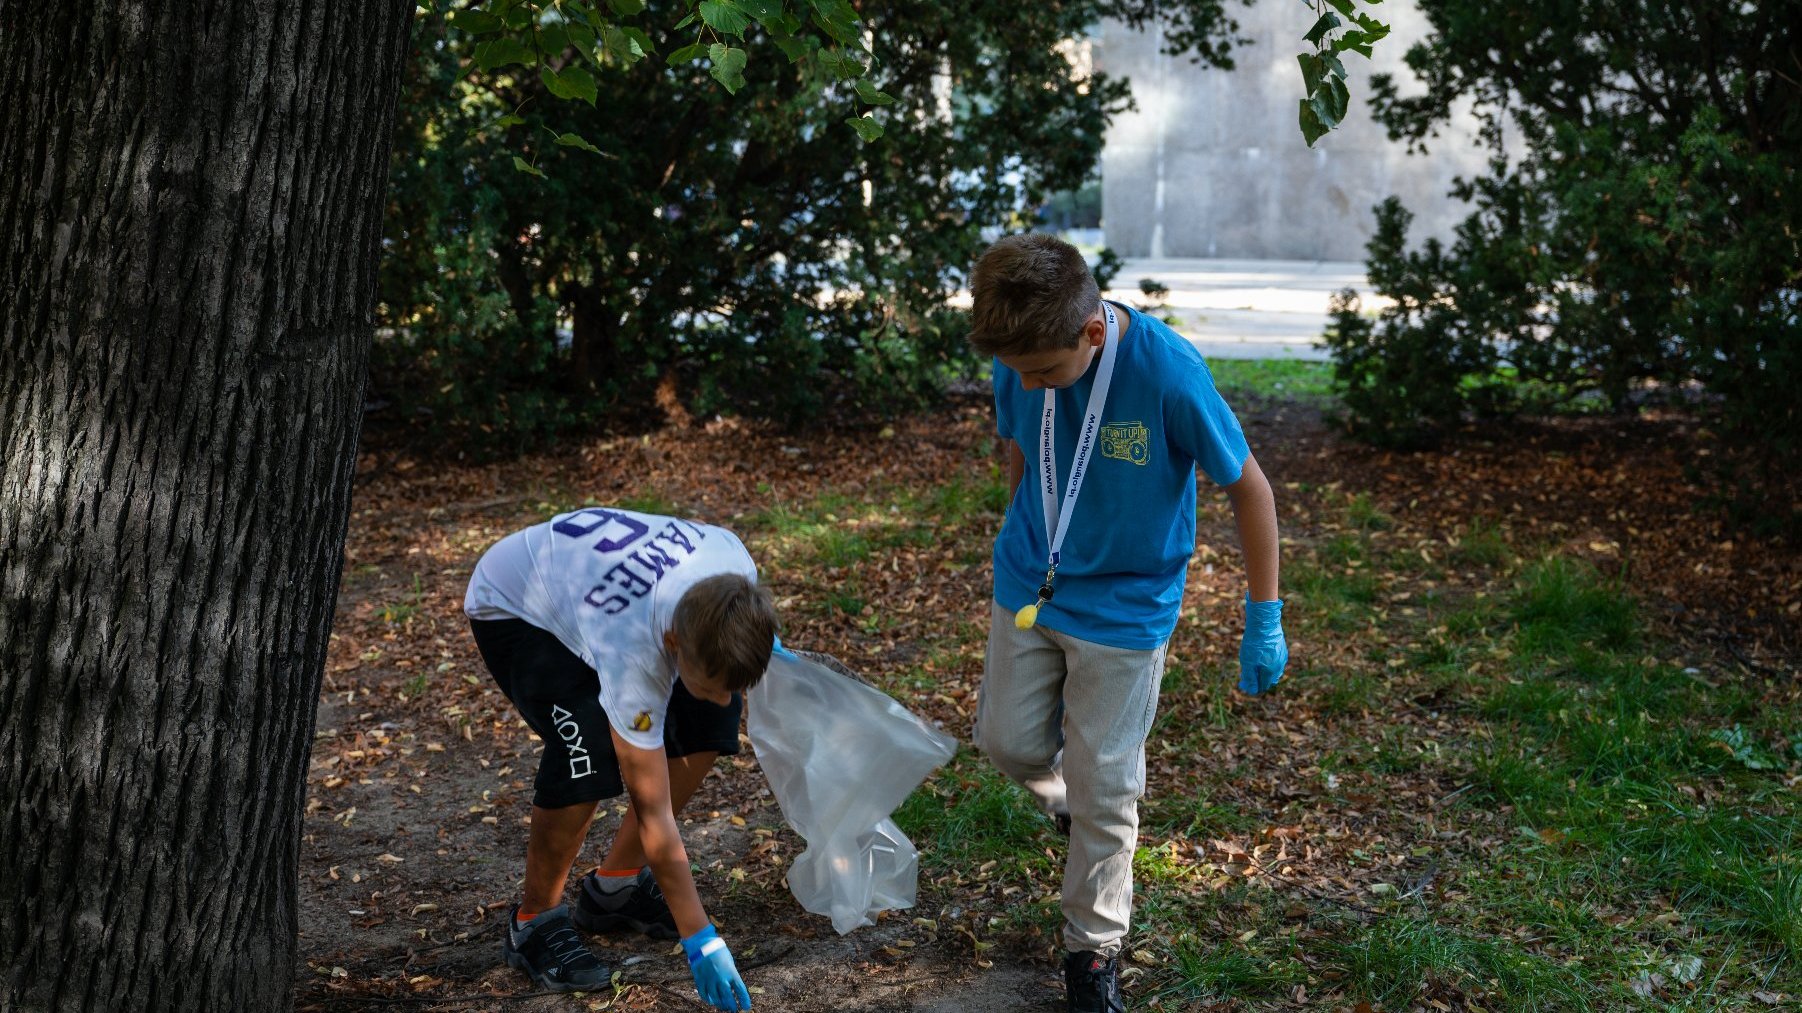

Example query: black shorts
[469,617,742,810]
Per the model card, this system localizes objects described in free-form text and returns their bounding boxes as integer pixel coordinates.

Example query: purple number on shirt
[551,508,650,553]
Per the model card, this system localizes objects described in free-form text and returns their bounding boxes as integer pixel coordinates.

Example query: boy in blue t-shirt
[967,234,1288,1013]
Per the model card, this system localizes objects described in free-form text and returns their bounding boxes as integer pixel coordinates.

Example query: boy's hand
[683,924,752,1011]
[1237,596,1288,695]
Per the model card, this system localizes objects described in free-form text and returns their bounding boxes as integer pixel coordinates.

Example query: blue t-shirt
[992,304,1250,650]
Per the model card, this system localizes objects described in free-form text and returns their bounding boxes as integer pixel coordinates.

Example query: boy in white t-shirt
[464,507,775,1010]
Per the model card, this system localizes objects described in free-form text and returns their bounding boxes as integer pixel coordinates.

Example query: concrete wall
[1099,3,1489,262]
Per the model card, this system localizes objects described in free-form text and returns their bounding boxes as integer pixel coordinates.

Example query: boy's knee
[974,723,1055,773]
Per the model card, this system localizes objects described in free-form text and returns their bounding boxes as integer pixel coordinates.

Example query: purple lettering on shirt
[655,521,696,554]
[585,587,631,613]
[629,541,683,581]
[552,508,650,553]
[603,560,655,598]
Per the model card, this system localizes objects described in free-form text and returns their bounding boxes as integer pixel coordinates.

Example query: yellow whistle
[1014,603,1039,630]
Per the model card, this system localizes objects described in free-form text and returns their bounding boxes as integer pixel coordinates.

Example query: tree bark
[0,4,413,1011]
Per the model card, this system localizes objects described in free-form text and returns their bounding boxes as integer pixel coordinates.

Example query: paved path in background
[1102,257,1380,361]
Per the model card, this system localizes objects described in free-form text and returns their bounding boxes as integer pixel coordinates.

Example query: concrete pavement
[1101,257,1382,361]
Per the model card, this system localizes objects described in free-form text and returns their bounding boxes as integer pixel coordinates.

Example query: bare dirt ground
[294,395,1797,1013]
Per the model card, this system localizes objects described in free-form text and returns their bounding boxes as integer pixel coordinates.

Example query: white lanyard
[1031,302,1120,604]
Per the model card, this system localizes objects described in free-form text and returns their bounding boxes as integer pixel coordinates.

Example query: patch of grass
[812,527,871,567]
[1141,791,1257,839]
[1510,557,1638,656]
[1455,555,1802,982]
[377,574,426,624]
[1132,841,1195,888]
[1437,595,1500,638]
[1288,558,1380,633]
[920,473,1009,525]
[1318,532,1368,567]
[1314,666,1381,715]
[1324,918,1592,1010]
[1365,725,1438,775]
[616,491,679,516]
[1450,517,1514,570]
[1206,359,1336,404]
[1156,937,1309,1001]
[1343,492,1394,532]
[895,752,1054,873]
[820,586,866,617]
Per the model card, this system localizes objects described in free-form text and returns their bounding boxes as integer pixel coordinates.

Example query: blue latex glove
[683,924,751,1011]
[1238,596,1288,695]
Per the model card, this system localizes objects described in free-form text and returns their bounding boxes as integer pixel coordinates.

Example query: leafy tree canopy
[1326,1,1801,490]
[377,1,1318,448]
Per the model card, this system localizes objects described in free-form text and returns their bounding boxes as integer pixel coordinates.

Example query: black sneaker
[572,867,679,939]
[502,904,612,993]
[1063,951,1125,1013]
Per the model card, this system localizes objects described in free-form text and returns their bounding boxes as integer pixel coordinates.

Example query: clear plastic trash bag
[745,645,957,934]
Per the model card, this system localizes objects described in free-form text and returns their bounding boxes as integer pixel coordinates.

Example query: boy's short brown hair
[672,574,778,692]
[967,233,1101,358]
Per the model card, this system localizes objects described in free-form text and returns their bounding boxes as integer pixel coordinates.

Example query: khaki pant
[974,603,1165,956]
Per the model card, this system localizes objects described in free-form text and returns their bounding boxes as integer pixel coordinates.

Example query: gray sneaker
[502,905,612,992]
[572,867,679,940]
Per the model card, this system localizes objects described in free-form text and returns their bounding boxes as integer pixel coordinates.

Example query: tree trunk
[0,4,413,1011]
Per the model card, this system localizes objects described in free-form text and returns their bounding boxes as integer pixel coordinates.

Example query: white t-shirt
[464,508,758,750]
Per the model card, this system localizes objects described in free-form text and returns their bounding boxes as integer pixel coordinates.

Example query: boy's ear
[1085,314,1107,347]
[662,629,679,653]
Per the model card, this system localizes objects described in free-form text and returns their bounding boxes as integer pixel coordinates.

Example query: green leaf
[854,79,895,106]
[567,22,598,53]
[537,23,570,54]
[621,26,657,56]
[667,42,709,66]
[1304,11,1342,46]
[554,131,604,154]
[1327,74,1350,123]
[493,113,527,128]
[474,37,536,70]
[606,0,646,14]
[708,43,748,93]
[601,24,648,63]
[844,115,883,141]
[818,47,866,79]
[773,35,811,62]
[502,3,532,29]
[1309,90,1342,130]
[447,9,504,33]
[809,0,861,45]
[699,0,752,37]
[1324,0,1356,15]
[1299,98,1328,146]
[740,0,784,24]
[1297,52,1325,97]
[1354,12,1391,39]
[512,155,545,177]
[674,12,698,29]
[1323,51,1348,80]
[541,65,598,105]
[1331,30,1374,57]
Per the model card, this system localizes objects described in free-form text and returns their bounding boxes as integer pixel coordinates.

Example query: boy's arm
[1224,452,1288,695]
[1002,439,1025,498]
[1223,452,1280,600]
[612,731,709,935]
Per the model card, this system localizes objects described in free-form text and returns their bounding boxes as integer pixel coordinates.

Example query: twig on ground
[405,920,501,962]
[304,943,797,1009]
